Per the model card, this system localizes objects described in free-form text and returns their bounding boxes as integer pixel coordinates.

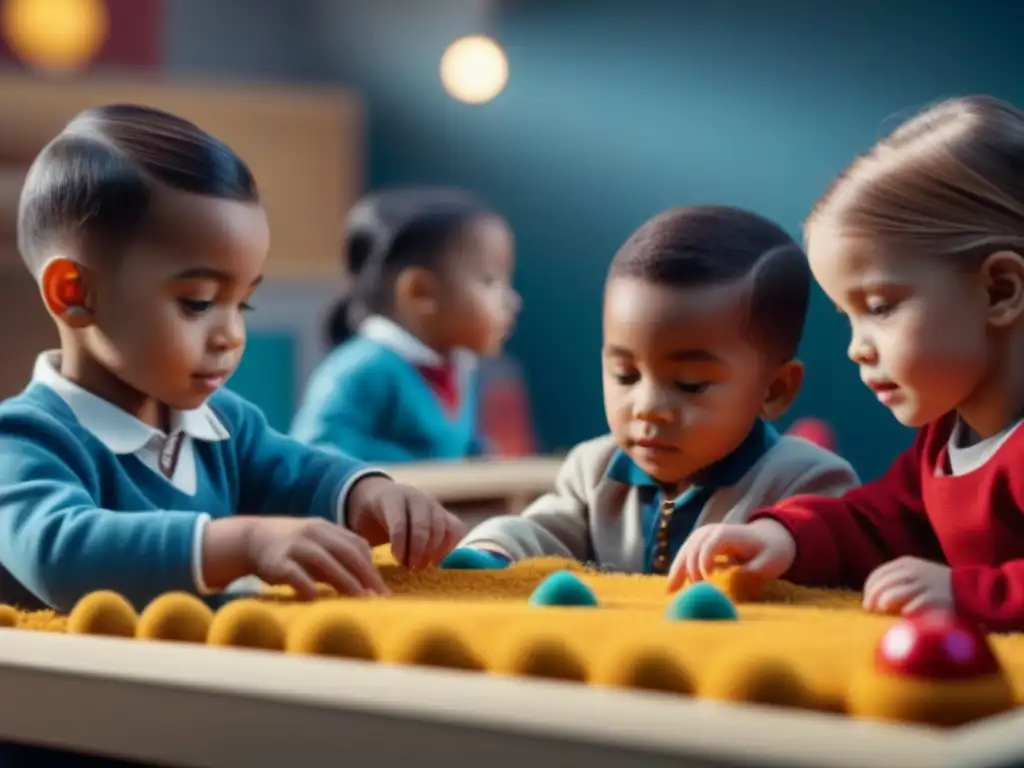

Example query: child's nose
[210,315,245,351]
[633,382,674,422]
[847,328,877,364]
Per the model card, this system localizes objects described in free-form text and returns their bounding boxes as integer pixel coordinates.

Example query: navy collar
[605,419,779,491]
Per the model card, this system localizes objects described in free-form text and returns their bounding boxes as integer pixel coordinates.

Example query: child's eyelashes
[610,371,711,394]
[676,381,711,394]
[866,299,897,317]
[178,298,257,315]
[834,298,898,319]
[178,298,212,315]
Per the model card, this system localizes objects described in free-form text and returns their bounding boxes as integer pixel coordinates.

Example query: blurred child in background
[291,188,520,462]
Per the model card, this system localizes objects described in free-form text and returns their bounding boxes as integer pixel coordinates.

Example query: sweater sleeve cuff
[191,513,215,595]
[748,502,842,586]
[950,563,1024,632]
[336,468,391,526]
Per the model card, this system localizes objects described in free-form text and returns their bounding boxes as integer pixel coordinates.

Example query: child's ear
[761,359,804,421]
[982,250,1024,329]
[394,266,442,316]
[40,257,94,328]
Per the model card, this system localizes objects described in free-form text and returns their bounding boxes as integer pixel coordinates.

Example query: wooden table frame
[0,629,1021,768]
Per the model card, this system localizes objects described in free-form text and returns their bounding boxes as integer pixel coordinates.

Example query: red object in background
[786,417,836,453]
[0,0,162,70]
[478,355,537,457]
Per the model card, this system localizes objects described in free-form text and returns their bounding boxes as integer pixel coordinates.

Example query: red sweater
[750,413,1024,632]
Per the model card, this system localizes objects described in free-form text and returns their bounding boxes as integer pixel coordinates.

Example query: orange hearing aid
[47,260,86,312]
[56,275,84,308]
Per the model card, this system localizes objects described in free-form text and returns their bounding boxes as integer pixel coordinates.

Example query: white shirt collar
[359,315,444,367]
[358,315,479,376]
[33,351,230,454]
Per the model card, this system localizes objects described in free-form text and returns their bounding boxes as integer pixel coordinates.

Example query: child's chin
[481,332,510,357]
[630,453,688,484]
[168,390,215,411]
[889,402,932,429]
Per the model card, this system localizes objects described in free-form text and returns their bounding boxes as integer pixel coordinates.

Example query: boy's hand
[203,516,390,601]
[862,556,953,616]
[668,519,797,593]
[345,475,466,569]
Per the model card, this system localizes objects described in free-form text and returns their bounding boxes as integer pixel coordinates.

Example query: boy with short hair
[0,104,464,613]
[447,206,859,573]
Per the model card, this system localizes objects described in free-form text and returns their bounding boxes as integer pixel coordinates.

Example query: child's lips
[632,438,679,452]
[193,371,229,389]
[865,379,902,405]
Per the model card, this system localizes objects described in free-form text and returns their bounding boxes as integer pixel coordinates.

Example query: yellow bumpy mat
[1,548,1022,729]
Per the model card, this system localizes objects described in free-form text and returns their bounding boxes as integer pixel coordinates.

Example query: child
[446,205,859,574]
[0,104,465,613]
[676,96,1024,632]
[290,188,520,462]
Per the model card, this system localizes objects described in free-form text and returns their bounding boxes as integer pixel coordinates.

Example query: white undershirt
[944,417,1024,476]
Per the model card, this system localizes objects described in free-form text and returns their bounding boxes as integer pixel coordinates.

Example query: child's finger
[863,560,912,605]
[741,548,780,580]
[417,502,448,570]
[377,492,410,567]
[901,592,942,618]
[698,529,736,578]
[862,562,894,597]
[862,570,911,613]
[317,527,389,594]
[434,514,466,566]
[272,560,319,601]
[700,530,761,578]
[666,553,687,593]
[683,530,709,583]
[296,539,368,596]
[397,498,434,569]
[445,511,467,543]
[869,582,920,615]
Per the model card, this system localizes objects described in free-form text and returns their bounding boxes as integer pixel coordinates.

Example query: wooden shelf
[0,72,363,279]
[384,456,563,512]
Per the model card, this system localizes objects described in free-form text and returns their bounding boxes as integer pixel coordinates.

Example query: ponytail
[324,296,357,347]
[324,212,376,348]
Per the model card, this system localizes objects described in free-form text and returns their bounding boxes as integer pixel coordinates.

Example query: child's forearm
[0,501,204,612]
[458,512,587,562]
[200,516,257,591]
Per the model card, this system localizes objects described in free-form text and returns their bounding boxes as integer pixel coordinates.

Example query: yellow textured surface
[6,548,1024,727]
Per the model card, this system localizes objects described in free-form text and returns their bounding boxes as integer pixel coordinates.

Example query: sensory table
[2,549,1024,768]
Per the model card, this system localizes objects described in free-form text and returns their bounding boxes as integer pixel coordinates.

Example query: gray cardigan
[458,433,860,571]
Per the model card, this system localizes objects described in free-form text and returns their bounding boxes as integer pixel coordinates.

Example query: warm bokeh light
[439,35,508,105]
[2,0,109,73]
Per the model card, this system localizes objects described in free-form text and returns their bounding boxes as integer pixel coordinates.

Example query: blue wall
[228,332,296,433]
[325,0,1024,480]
